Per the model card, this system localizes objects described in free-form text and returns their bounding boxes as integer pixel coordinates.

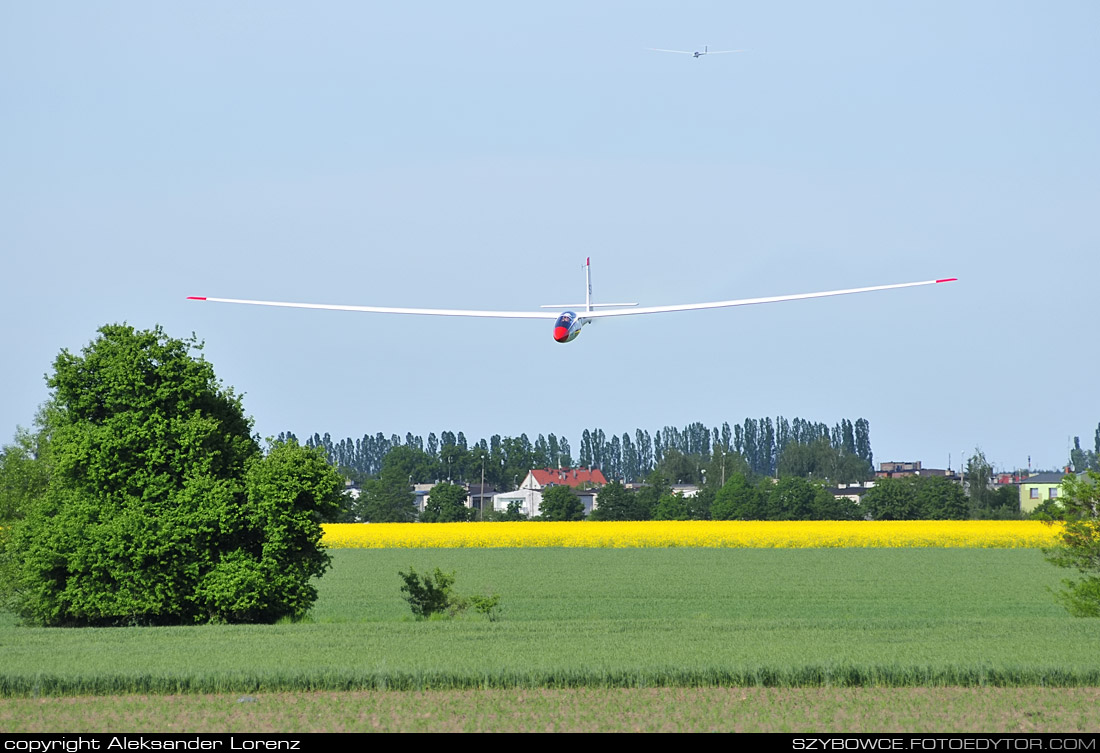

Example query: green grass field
[3,548,1099,698]
[6,687,1100,733]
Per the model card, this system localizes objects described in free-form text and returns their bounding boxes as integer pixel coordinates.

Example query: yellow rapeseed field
[321,521,1059,549]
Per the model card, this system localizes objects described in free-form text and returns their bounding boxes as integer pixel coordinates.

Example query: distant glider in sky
[647,45,745,58]
[188,259,957,344]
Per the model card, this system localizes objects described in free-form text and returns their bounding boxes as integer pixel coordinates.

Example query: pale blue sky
[2,2,1097,472]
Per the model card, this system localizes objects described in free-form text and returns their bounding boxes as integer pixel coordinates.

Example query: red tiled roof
[530,467,607,488]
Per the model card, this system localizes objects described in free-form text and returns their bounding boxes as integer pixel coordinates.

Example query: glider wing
[186,296,559,319]
[575,278,957,319]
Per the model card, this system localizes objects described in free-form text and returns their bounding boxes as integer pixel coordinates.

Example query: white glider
[188,259,956,344]
[647,45,745,58]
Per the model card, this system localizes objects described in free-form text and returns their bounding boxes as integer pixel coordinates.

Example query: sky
[2,2,1097,474]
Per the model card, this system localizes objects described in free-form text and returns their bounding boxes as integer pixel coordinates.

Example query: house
[466,483,499,518]
[493,467,608,518]
[410,482,501,518]
[412,483,434,514]
[1018,471,1073,514]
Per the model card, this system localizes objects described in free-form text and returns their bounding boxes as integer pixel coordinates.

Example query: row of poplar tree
[281,416,875,488]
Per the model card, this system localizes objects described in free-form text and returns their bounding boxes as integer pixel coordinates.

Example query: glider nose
[553,326,570,343]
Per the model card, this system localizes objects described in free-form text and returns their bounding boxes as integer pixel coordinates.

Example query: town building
[876,461,955,480]
[1018,471,1072,514]
[827,480,875,505]
[493,467,607,518]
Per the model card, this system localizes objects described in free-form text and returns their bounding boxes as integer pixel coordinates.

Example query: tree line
[1070,426,1100,473]
[505,470,1009,523]
[287,416,875,489]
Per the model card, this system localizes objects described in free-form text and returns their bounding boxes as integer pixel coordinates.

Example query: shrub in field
[8,324,345,626]
[398,566,500,620]
[399,567,457,618]
[468,593,501,621]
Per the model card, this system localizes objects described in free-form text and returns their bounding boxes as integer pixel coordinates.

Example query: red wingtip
[186,296,207,300]
[935,278,957,284]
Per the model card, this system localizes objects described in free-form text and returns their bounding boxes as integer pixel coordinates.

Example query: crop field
[4,529,1099,732]
[321,520,1060,549]
[3,547,1099,693]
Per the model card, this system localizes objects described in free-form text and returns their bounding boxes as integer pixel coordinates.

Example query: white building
[493,467,608,518]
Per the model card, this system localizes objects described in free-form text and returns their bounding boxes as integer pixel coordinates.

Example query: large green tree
[629,470,669,520]
[710,473,765,520]
[349,446,422,522]
[220,438,345,621]
[965,449,995,511]
[7,324,344,626]
[914,475,971,520]
[860,477,918,520]
[419,482,473,523]
[538,485,585,521]
[981,485,1022,518]
[653,492,692,520]
[352,477,417,522]
[380,445,436,485]
[589,481,645,521]
[1044,470,1100,616]
[862,475,968,521]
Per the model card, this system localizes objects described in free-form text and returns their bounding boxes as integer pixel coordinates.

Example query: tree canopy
[1044,470,1100,617]
[1070,431,1100,473]
[538,485,585,521]
[0,421,51,524]
[420,482,473,523]
[861,475,968,521]
[710,473,765,520]
[589,480,645,521]
[6,324,344,626]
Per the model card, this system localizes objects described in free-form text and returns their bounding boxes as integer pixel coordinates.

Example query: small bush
[468,593,501,621]
[398,566,500,620]
[398,567,456,618]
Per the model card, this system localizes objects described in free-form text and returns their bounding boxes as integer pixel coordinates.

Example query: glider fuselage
[552,311,590,343]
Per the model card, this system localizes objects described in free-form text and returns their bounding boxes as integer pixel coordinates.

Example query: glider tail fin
[585,257,592,313]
